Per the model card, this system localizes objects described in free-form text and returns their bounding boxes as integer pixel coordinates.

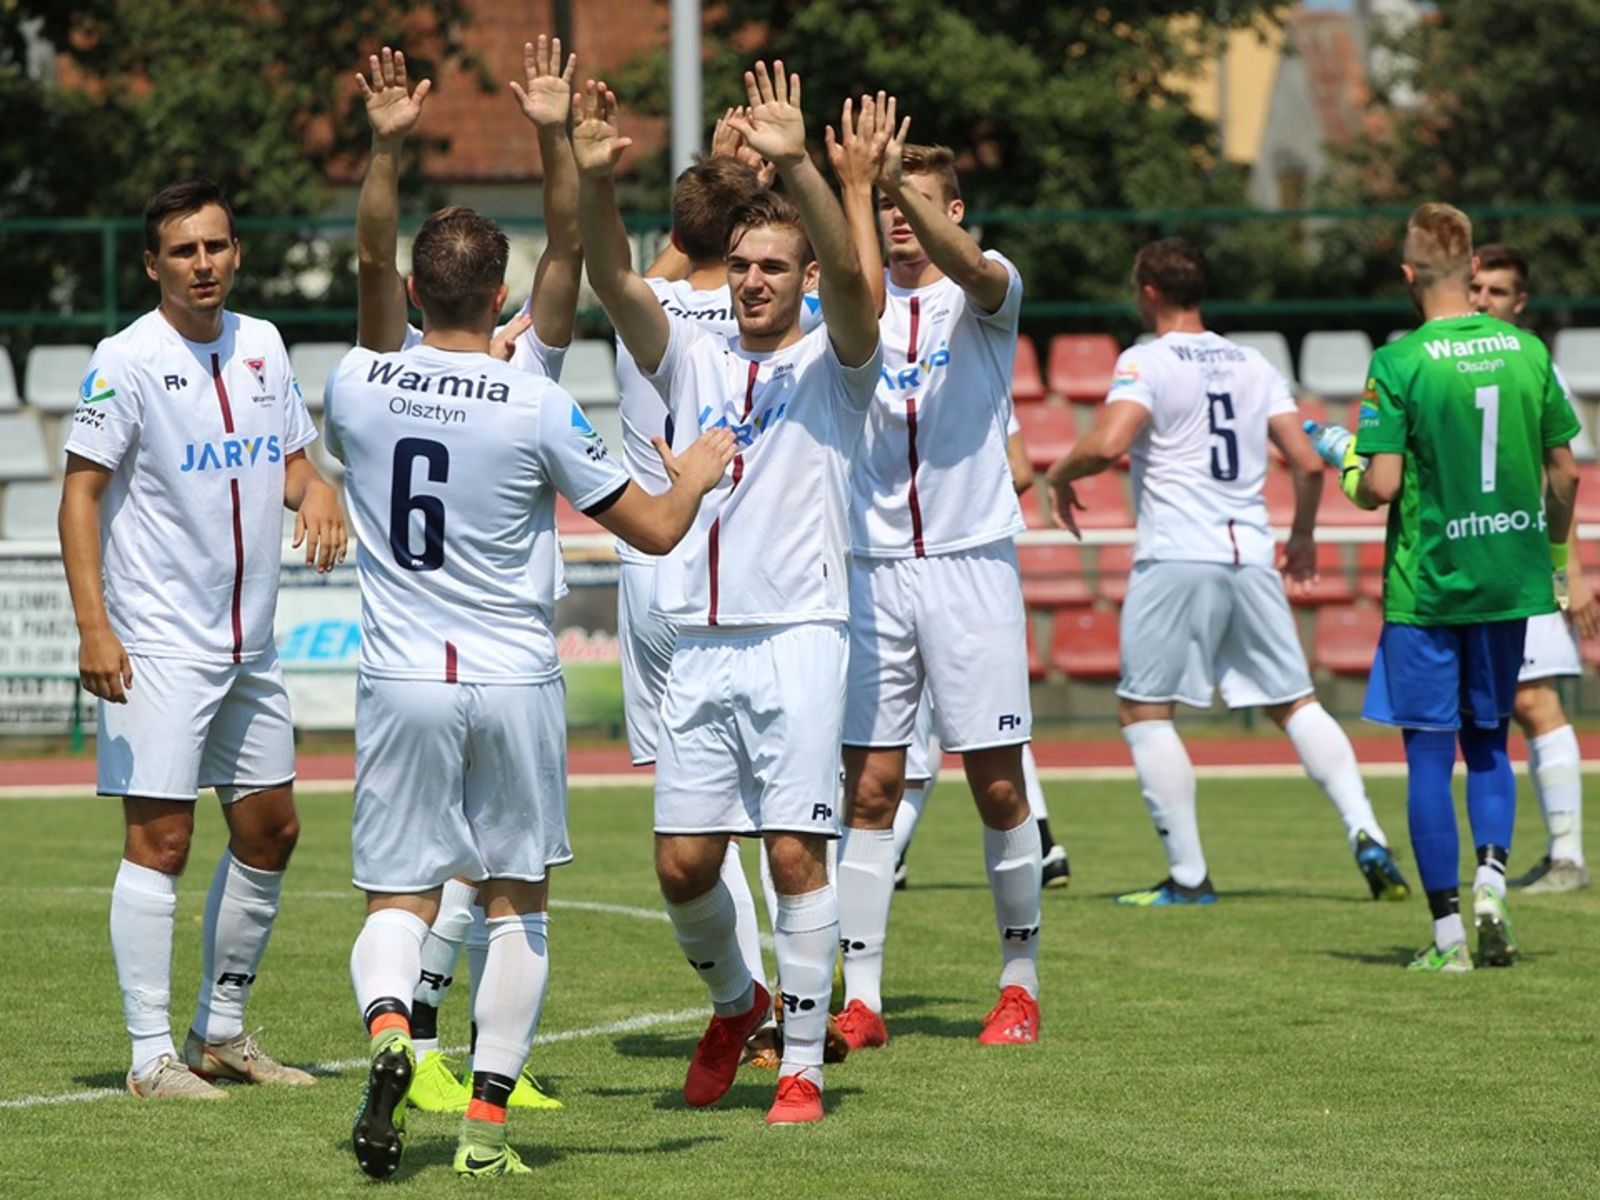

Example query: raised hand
[356,46,431,144]
[878,103,913,191]
[510,35,576,130]
[713,106,777,187]
[571,80,634,177]
[726,60,806,167]
[490,309,534,361]
[827,92,892,190]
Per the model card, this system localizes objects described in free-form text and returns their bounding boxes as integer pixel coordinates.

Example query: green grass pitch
[1,774,1596,1199]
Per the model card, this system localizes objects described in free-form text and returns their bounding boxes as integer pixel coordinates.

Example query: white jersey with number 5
[1108,332,1296,568]
[324,344,629,683]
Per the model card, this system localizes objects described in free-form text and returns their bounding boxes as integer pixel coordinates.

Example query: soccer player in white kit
[1470,244,1593,892]
[835,134,1043,1051]
[576,64,881,1125]
[59,179,346,1100]
[1044,237,1411,906]
[351,38,584,1114]
[326,206,733,1179]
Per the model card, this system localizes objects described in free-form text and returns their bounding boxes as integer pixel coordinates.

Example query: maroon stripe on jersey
[707,519,723,627]
[445,641,458,683]
[905,297,927,557]
[1227,518,1240,565]
[709,361,759,625]
[210,352,236,433]
[227,478,244,663]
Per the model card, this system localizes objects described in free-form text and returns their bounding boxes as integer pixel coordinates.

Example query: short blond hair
[901,143,960,203]
[1405,202,1473,289]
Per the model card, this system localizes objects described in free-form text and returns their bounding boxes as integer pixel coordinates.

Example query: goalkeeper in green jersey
[1340,203,1580,971]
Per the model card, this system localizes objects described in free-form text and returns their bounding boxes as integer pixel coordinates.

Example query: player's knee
[234,809,300,872]
[848,764,903,827]
[655,847,720,905]
[1512,684,1562,735]
[130,824,193,876]
[765,836,827,894]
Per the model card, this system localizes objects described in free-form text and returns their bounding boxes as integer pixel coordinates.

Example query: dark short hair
[901,143,960,203]
[1475,242,1528,292]
[410,206,510,328]
[674,157,767,264]
[725,191,815,265]
[1132,236,1208,309]
[143,179,236,254]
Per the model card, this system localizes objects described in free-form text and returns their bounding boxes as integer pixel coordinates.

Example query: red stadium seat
[1263,469,1298,526]
[1012,335,1046,406]
[1355,541,1386,603]
[1313,604,1383,676]
[1047,334,1120,405]
[1095,543,1133,604]
[555,494,604,536]
[1015,403,1075,469]
[1287,543,1355,606]
[1027,620,1047,682]
[1063,471,1132,529]
[1018,543,1094,610]
[1049,608,1121,680]
[1320,470,1386,526]
[1579,464,1600,524]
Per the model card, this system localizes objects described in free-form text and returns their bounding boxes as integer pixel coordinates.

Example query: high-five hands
[357,47,431,144]
[726,61,807,167]
[712,107,777,187]
[656,429,737,495]
[877,102,914,191]
[826,92,895,189]
[510,35,576,130]
[572,80,634,177]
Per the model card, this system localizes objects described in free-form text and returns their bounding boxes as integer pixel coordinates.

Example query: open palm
[571,80,633,176]
[510,35,576,129]
[727,60,806,165]
[357,47,430,142]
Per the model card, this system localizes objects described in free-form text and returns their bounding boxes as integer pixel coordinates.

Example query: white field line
[0,1007,706,1111]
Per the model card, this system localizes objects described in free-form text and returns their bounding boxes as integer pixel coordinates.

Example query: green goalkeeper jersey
[1355,314,1579,626]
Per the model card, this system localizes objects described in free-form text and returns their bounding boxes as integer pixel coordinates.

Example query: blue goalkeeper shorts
[1362,619,1527,732]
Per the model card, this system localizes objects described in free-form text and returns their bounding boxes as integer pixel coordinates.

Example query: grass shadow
[611,1031,699,1061]
[1323,945,1421,967]
[73,1070,130,1089]
[652,1080,862,1114]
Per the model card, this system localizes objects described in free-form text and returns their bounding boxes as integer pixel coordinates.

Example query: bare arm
[1006,428,1034,495]
[59,456,132,703]
[1044,400,1148,537]
[355,48,431,352]
[1268,410,1324,593]
[877,112,1010,313]
[593,429,736,554]
[573,81,670,373]
[827,94,892,316]
[1357,452,1403,507]
[1545,442,1579,548]
[283,451,348,572]
[730,62,878,367]
[511,37,582,350]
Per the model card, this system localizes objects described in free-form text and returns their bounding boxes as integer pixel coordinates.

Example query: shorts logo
[79,368,116,405]
[997,713,1023,732]
[810,803,833,821]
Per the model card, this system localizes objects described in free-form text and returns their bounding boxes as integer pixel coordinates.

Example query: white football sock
[835,827,896,1011]
[413,878,477,1056]
[111,859,178,1077]
[1434,912,1466,949]
[721,840,766,986]
[471,913,550,1081]
[664,880,754,1016]
[1123,720,1206,887]
[1474,861,1508,897]
[1022,743,1049,821]
[193,852,282,1043]
[892,786,929,860]
[350,908,428,1028]
[465,903,489,997]
[983,819,1042,996]
[774,885,838,1087]
[1284,702,1387,847]
[1529,725,1584,865]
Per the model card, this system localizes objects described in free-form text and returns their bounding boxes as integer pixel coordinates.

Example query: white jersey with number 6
[324,344,629,684]
[1107,331,1297,568]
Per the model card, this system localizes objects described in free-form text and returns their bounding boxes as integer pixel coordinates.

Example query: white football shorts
[96,651,296,802]
[1518,611,1581,682]
[844,542,1033,753]
[1118,560,1315,710]
[905,692,939,783]
[654,622,846,838]
[351,674,571,893]
[618,557,680,766]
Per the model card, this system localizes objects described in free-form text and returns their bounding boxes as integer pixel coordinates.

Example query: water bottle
[1304,419,1355,469]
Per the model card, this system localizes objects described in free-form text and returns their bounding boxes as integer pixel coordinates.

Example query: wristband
[1552,542,1570,571]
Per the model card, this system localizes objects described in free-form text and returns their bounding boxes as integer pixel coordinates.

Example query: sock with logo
[193,851,283,1044]
[412,879,477,1058]
[1461,719,1515,882]
[1528,725,1585,865]
[1475,844,1510,898]
[1403,728,1459,896]
[835,827,896,1011]
[112,859,179,1078]
[983,819,1042,996]
[1123,720,1206,887]
[774,885,838,1088]
[664,880,754,1017]
[350,908,428,1039]
[1284,702,1388,847]
[1427,888,1465,949]
[460,1071,517,1159]
[720,840,766,985]
[471,914,549,1086]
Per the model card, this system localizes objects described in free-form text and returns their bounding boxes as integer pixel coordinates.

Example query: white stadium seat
[561,340,619,406]
[289,342,352,413]
[1,479,58,540]
[0,346,19,410]
[1553,328,1600,395]
[1297,330,1374,401]
[0,411,54,481]
[1226,331,1297,389]
[23,344,93,413]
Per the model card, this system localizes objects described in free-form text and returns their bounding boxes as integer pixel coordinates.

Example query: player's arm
[1565,524,1599,637]
[827,93,891,316]
[644,108,774,282]
[1545,442,1580,610]
[1006,426,1034,495]
[1269,410,1325,593]
[354,48,431,352]
[59,456,132,703]
[1045,401,1147,537]
[574,81,670,373]
[1355,453,1402,507]
[592,429,735,554]
[282,451,347,572]
[876,109,1010,313]
[511,37,582,350]
[730,62,877,367]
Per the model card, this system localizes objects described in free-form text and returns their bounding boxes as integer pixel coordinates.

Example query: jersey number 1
[1475,385,1498,493]
[1207,392,1239,481]
[390,437,448,572]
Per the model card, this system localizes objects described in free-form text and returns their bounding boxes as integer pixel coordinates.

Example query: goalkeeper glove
[1552,541,1571,612]
[1339,438,1378,511]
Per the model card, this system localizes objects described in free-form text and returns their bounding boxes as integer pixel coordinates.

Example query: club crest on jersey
[1113,362,1140,387]
[880,344,951,392]
[180,434,282,472]
[79,368,116,405]
[244,357,268,390]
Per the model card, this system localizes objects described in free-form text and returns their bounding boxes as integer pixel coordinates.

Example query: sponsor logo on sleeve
[572,402,609,462]
[79,368,116,405]
[1112,362,1140,387]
